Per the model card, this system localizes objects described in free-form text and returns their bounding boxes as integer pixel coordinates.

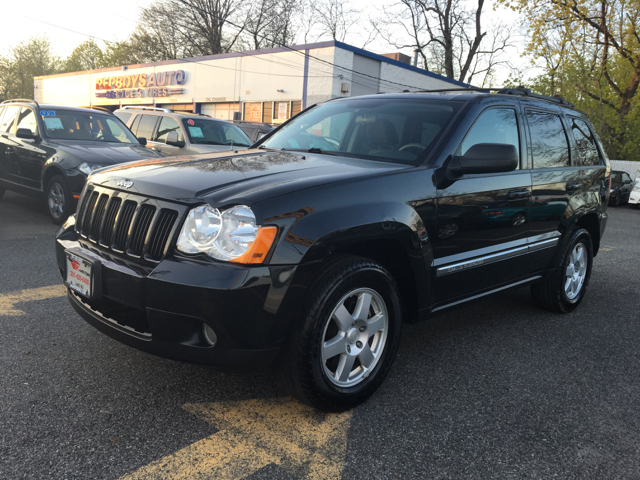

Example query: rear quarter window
[570,117,602,166]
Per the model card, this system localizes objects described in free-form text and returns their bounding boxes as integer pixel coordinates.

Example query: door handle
[150,147,161,152]
[507,189,531,200]
[566,182,582,191]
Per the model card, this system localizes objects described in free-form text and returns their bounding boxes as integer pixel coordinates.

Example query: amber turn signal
[230,226,278,264]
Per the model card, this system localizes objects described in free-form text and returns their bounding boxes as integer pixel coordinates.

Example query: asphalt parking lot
[1,190,640,480]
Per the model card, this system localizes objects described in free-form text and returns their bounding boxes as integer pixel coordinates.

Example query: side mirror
[449,143,518,175]
[16,128,39,141]
[138,136,147,146]
[166,131,185,147]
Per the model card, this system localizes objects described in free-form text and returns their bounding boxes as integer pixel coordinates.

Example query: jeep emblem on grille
[117,179,134,189]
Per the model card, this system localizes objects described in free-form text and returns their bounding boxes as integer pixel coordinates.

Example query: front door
[432,106,533,306]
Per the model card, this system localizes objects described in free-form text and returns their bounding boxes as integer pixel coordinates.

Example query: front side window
[259,98,463,165]
[1,106,20,134]
[40,110,138,143]
[459,108,520,167]
[16,107,38,135]
[570,118,601,166]
[181,118,252,147]
[527,111,570,168]
[611,172,622,186]
[155,117,183,143]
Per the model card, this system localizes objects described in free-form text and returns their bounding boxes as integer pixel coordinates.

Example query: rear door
[0,106,21,185]
[525,106,581,268]
[13,106,46,189]
[432,105,533,306]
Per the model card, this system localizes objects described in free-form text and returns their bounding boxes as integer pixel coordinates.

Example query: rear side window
[1,106,20,133]
[570,118,601,166]
[527,111,570,168]
[460,108,520,166]
[154,116,183,142]
[135,115,159,140]
[114,112,132,125]
[130,115,142,135]
[16,107,39,135]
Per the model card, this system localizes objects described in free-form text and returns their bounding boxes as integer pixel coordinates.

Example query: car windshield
[182,118,252,147]
[40,110,138,143]
[611,173,622,186]
[258,97,463,165]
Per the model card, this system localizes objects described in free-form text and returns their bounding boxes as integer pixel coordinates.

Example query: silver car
[114,106,252,157]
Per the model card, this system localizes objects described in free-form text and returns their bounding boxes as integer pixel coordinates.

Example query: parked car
[114,107,252,157]
[232,120,274,143]
[609,170,634,206]
[56,88,610,411]
[629,179,640,208]
[0,99,158,223]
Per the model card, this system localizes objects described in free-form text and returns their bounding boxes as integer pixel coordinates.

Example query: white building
[34,40,469,124]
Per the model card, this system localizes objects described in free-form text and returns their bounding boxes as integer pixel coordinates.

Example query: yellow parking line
[0,285,66,316]
[121,398,353,480]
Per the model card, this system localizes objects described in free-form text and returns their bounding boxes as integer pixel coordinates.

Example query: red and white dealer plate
[66,253,93,298]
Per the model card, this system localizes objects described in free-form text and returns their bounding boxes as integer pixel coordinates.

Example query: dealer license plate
[66,253,93,298]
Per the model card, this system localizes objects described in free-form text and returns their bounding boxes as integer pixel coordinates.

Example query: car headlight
[176,205,277,264]
[633,185,640,192]
[78,162,107,175]
[610,188,615,193]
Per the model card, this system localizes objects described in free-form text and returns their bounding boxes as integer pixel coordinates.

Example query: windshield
[40,110,138,143]
[182,118,252,147]
[611,173,622,186]
[259,97,463,165]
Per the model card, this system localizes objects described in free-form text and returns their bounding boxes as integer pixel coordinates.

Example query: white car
[629,179,640,207]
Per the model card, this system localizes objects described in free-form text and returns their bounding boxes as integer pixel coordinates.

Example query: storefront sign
[247,103,262,122]
[277,102,288,120]
[95,69,187,99]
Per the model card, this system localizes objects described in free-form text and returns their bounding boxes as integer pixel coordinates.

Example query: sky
[2,0,533,85]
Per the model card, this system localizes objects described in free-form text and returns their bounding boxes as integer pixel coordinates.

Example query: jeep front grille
[75,186,185,263]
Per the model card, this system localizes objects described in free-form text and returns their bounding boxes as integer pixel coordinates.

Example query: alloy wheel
[321,288,389,388]
[564,242,587,300]
[48,182,65,219]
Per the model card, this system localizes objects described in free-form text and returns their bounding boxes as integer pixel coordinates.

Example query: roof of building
[34,40,470,88]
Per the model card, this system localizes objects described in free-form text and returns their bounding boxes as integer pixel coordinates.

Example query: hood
[89,149,410,205]
[52,140,160,165]
[188,144,250,154]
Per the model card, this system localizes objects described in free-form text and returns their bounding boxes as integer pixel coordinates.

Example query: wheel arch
[42,164,67,191]
[575,211,600,256]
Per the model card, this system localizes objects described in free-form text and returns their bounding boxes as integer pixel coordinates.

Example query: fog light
[203,324,217,346]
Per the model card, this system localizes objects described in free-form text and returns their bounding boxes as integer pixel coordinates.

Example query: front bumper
[56,224,311,370]
[629,191,640,205]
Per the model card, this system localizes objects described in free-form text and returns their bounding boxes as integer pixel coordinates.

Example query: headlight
[78,162,107,175]
[633,185,640,192]
[609,188,615,193]
[177,205,277,263]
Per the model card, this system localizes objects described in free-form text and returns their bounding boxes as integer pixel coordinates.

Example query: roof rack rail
[409,87,574,107]
[172,111,213,117]
[1,98,40,107]
[120,106,172,113]
[82,106,114,114]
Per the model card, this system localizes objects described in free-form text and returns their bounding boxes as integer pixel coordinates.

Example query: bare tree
[374,0,517,85]
[300,0,377,48]
[244,0,301,49]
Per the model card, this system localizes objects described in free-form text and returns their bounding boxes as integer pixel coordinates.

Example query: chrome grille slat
[148,209,178,261]
[80,191,99,237]
[128,205,156,256]
[90,194,109,241]
[113,201,137,251]
[100,197,122,247]
[75,188,93,233]
[74,186,182,263]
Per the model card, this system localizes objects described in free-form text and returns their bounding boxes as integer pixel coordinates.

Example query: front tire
[46,175,72,225]
[531,227,593,313]
[280,256,402,411]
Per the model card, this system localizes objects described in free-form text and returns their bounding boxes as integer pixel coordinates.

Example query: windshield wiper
[307,147,337,155]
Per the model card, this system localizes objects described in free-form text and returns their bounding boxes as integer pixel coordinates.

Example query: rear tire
[280,256,402,411]
[45,175,72,225]
[531,227,593,313]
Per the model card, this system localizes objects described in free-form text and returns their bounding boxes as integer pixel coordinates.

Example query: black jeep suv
[0,99,158,223]
[55,89,610,411]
